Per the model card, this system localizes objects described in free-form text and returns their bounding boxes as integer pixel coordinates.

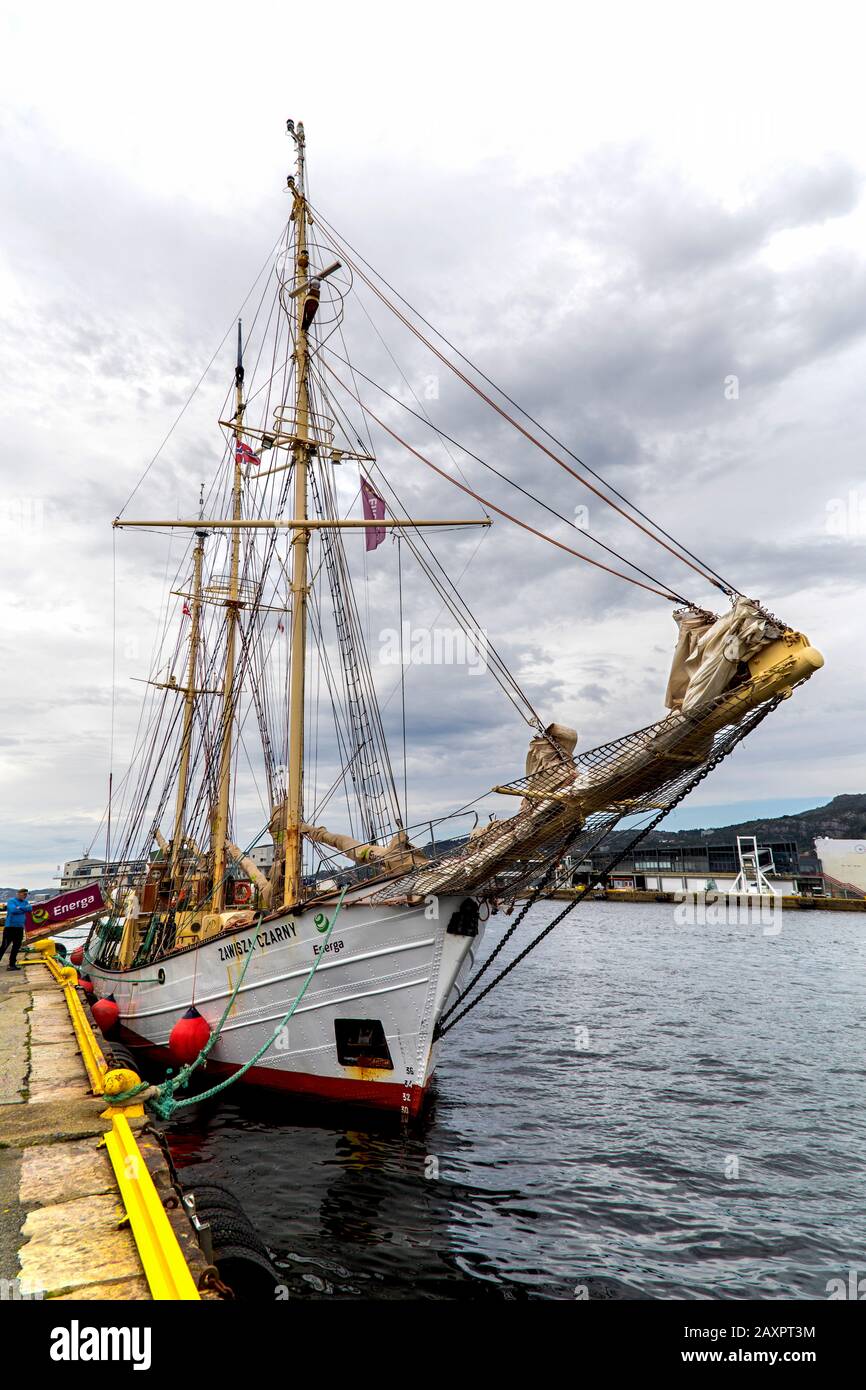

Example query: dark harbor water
[167,902,866,1300]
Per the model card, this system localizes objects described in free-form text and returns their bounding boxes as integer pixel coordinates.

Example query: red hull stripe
[116,1023,427,1117]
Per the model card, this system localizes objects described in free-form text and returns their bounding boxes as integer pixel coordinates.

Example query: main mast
[283,119,311,908]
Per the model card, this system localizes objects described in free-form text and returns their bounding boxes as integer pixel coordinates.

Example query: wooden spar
[114,518,491,529]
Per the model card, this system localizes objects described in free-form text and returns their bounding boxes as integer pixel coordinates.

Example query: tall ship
[84,123,823,1115]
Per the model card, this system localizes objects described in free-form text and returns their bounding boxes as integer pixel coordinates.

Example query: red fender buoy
[169,1007,211,1065]
[79,975,95,997]
[70,946,85,967]
[92,994,120,1035]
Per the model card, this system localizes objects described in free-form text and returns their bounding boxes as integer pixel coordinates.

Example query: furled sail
[665,596,784,713]
[302,823,428,874]
[268,798,428,877]
[525,723,578,777]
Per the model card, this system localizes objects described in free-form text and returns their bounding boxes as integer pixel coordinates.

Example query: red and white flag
[277,617,285,633]
[182,600,191,617]
[236,440,261,467]
[360,475,386,552]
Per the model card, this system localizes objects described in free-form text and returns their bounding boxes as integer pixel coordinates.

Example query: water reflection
[166,904,866,1300]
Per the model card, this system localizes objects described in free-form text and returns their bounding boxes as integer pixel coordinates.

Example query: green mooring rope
[103,913,265,1108]
[145,888,346,1119]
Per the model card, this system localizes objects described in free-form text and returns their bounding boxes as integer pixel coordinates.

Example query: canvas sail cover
[525,723,578,778]
[664,609,716,710]
[665,598,783,713]
[301,824,428,873]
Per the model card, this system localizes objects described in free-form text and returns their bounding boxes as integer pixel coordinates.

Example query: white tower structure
[731,836,776,895]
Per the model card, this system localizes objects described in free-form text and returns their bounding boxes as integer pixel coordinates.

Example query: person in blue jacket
[0,889,32,970]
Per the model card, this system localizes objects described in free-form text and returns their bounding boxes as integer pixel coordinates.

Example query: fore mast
[283,118,312,909]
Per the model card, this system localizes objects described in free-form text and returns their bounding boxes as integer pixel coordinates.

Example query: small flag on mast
[360,475,386,552]
[277,617,285,633]
[182,600,191,618]
[236,440,260,467]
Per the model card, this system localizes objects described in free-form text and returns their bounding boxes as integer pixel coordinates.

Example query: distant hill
[643,794,866,851]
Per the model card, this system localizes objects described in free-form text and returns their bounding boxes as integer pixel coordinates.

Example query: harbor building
[569,838,818,896]
[58,855,149,893]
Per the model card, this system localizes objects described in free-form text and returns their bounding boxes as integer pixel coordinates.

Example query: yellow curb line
[29,946,201,1301]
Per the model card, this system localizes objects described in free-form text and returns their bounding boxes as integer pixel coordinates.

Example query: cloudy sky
[1,1,864,884]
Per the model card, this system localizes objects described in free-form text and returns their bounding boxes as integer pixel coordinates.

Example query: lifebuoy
[233,881,252,904]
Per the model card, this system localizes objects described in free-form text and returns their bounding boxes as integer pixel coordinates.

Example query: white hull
[89,892,482,1115]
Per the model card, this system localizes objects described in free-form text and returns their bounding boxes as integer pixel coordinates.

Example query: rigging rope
[324,362,680,602]
[321,344,696,607]
[308,201,741,597]
[116,222,290,520]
